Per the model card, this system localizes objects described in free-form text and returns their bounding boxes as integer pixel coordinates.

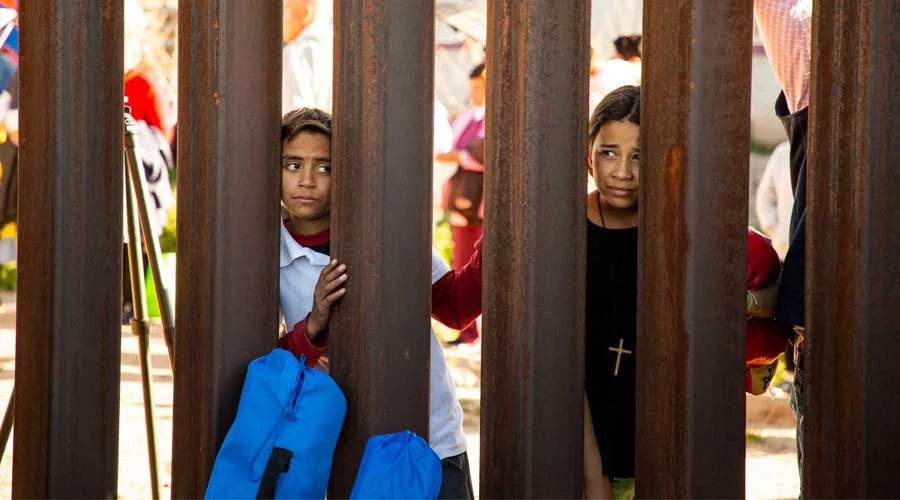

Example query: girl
[581,87,783,499]
[582,85,640,500]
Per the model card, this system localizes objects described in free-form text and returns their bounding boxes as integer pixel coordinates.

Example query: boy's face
[281,130,332,234]
[588,120,640,211]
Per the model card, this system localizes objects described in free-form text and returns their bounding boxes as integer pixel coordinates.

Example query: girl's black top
[585,220,638,479]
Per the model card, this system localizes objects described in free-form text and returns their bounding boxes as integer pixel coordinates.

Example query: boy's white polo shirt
[278,220,466,460]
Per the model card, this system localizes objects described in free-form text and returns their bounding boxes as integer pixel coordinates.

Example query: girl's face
[589,120,640,211]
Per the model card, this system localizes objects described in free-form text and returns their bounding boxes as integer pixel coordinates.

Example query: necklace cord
[596,192,606,228]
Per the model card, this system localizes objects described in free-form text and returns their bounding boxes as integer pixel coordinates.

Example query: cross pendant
[608,338,633,376]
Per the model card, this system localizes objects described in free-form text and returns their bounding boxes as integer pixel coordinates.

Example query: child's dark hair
[281,107,333,143]
[613,34,642,60]
[588,85,640,145]
[469,61,486,79]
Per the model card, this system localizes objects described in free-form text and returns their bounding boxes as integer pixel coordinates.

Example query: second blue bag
[349,430,442,499]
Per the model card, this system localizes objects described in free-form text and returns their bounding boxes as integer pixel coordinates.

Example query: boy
[276,107,482,499]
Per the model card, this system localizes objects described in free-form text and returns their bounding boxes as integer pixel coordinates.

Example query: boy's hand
[307,260,348,341]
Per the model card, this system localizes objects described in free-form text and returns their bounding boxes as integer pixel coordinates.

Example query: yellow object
[0,159,15,238]
[747,361,778,395]
[146,252,176,318]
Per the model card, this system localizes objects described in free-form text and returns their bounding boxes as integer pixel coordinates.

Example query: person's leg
[790,342,805,499]
[438,452,475,500]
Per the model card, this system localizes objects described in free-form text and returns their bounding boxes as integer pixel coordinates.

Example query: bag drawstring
[250,358,307,479]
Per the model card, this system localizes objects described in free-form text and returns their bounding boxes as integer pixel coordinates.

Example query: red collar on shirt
[286,221,331,247]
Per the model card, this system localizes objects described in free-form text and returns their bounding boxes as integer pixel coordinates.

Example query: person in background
[754,0,811,495]
[435,62,486,345]
[755,140,793,260]
[755,141,798,380]
[0,0,15,54]
[124,0,175,143]
[0,3,16,275]
[432,99,456,225]
[282,0,333,113]
[0,1,18,146]
[589,35,642,113]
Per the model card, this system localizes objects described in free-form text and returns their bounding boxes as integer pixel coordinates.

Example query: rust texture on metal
[637,2,752,497]
[171,2,282,497]
[12,1,124,497]
[329,0,435,495]
[806,1,900,497]
[479,1,588,497]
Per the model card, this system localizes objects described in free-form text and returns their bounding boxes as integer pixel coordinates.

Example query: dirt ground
[0,294,797,499]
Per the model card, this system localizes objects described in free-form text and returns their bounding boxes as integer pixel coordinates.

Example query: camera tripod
[0,107,176,500]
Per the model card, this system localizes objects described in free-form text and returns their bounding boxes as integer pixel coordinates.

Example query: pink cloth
[450,107,485,151]
[754,0,812,113]
[442,106,487,217]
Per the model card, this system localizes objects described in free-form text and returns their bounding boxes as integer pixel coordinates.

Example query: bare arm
[584,396,614,499]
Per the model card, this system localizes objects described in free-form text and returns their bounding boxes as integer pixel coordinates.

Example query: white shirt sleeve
[434,101,454,155]
[430,247,451,285]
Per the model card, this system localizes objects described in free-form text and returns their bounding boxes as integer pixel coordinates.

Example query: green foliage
[746,432,766,444]
[432,318,460,343]
[0,261,15,291]
[749,142,776,156]
[434,215,453,265]
[159,205,177,253]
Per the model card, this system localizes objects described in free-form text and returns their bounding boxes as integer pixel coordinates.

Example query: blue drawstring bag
[205,348,347,499]
[350,430,442,499]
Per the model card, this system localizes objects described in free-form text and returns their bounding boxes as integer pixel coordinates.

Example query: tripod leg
[125,163,163,500]
[0,386,13,465]
[123,114,175,369]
